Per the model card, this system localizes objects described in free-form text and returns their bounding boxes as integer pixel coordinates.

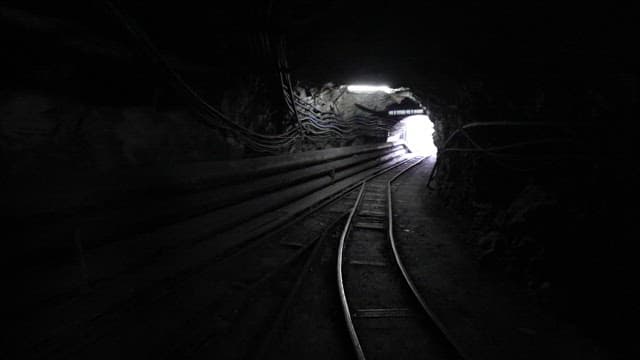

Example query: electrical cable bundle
[103,1,301,154]
[105,0,394,154]
[276,40,392,143]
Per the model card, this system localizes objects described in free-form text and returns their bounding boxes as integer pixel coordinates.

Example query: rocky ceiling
[6,1,635,92]
[126,1,636,86]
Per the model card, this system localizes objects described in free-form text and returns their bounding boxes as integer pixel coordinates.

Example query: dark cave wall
[426,73,638,347]
[0,92,243,180]
[4,0,637,301]
[4,2,636,277]
[2,3,412,185]
[0,4,293,184]
[3,1,639,354]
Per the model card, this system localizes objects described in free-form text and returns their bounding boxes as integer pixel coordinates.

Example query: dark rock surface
[3,1,638,358]
[392,157,611,359]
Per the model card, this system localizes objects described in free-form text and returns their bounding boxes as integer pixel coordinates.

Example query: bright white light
[346,85,394,94]
[389,115,436,156]
[388,108,424,116]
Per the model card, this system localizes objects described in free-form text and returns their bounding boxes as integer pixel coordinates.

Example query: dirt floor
[390,156,611,360]
[261,216,354,360]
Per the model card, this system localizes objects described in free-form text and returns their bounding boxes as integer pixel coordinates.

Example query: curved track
[338,156,464,359]
[252,156,419,359]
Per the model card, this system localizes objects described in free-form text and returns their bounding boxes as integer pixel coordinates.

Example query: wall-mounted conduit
[427,121,597,188]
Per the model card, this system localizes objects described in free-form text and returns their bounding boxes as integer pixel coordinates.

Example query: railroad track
[338,156,466,360]
[165,156,427,360]
[251,156,422,360]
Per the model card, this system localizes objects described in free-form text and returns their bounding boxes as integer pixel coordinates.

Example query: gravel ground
[262,217,353,360]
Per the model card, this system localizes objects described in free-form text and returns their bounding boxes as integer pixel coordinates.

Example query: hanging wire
[427,121,596,188]
[102,0,301,154]
[103,0,397,153]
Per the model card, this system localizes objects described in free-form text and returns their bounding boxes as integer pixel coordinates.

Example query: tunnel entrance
[387,115,436,156]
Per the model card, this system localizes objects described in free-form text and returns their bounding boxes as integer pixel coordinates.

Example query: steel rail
[337,182,367,360]
[337,156,418,360]
[387,156,472,360]
[249,155,413,359]
[335,156,412,358]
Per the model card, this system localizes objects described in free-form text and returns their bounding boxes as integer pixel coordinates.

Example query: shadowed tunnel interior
[2,1,638,359]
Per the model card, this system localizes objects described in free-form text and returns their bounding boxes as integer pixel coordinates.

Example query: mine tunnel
[2,2,637,359]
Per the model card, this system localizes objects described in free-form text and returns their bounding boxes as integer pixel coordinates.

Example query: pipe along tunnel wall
[7,142,410,335]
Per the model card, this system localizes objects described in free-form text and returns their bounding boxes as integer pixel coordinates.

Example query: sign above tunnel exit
[388,108,424,116]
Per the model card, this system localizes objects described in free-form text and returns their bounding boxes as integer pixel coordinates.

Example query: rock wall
[290,83,421,150]
[427,73,638,347]
[0,92,243,183]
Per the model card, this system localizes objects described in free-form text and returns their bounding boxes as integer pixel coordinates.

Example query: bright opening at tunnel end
[388,115,437,157]
[346,85,394,94]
